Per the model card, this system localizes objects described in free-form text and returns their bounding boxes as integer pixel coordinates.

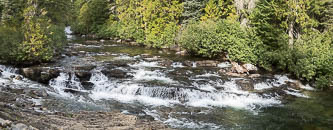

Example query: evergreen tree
[181,0,205,24]
[141,0,183,47]
[116,0,144,42]
[0,0,26,26]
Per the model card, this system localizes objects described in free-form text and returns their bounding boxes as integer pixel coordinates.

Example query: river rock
[102,69,132,79]
[170,45,181,52]
[236,79,254,91]
[15,76,23,80]
[10,123,38,130]
[74,71,92,81]
[81,81,94,90]
[159,60,173,67]
[231,62,248,74]
[20,67,60,84]
[196,60,219,67]
[29,89,48,98]
[176,50,187,56]
[182,61,193,67]
[10,75,16,79]
[242,63,258,74]
[73,65,96,71]
[0,117,12,127]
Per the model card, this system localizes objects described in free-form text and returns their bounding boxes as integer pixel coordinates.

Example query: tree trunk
[288,20,294,48]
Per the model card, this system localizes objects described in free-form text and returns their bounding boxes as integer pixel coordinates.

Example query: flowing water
[0,27,332,129]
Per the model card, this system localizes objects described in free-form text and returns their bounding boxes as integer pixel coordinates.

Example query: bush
[180,19,261,64]
[290,30,333,89]
[0,26,23,63]
[96,15,121,38]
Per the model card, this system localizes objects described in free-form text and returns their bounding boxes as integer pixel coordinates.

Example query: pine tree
[141,0,183,47]
[116,0,144,42]
[181,0,205,24]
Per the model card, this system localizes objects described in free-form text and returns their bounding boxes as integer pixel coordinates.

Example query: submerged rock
[81,81,94,90]
[196,60,219,67]
[236,79,254,91]
[20,67,60,84]
[101,69,132,79]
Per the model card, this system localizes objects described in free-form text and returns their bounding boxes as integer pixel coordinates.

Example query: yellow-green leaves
[20,0,53,62]
[201,0,237,21]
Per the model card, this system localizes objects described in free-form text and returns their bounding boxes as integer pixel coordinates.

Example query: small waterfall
[49,72,83,97]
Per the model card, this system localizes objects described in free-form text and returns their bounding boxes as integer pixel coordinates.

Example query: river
[0,27,332,129]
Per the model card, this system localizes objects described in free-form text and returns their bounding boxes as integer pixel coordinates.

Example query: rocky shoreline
[0,85,170,130]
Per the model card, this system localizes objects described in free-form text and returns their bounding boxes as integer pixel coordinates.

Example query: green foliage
[0,0,68,64]
[201,0,237,21]
[290,30,333,88]
[181,0,205,24]
[141,0,183,48]
[18,0,54,63]
[73,0,109,34]
[38,0,73,25]
[116,0,144,42]
[96,14,121,38]
[0,26,23,62]
[180,20,261,63]
[0,0,26,27]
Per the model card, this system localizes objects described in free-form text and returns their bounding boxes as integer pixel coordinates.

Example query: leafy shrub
[290,30,333,89]
[0,26,23,63]
[180,19,261,64]
[96,15,121,38]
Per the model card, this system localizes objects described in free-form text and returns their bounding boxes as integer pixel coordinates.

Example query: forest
[0,0,332,89]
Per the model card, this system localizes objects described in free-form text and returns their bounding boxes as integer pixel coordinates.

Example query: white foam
[217,62,232,68]
[49,73,83,97]
[299,84,315,91]
[254,82,273,90]
[130,61,162,68]
[284,90,309,98]
[195,73,221,78]
[171,62,184,68]
[132,69,175,84]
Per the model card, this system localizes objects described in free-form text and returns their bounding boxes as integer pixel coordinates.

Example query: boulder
[242,64,258,74]
[74,71,92,81]
[170,45,181,52]
[102,69,132,79]
[182,61,193,67]
[159,60,173,67]
[20,67,60,84]
[81,81,95,90]
[15,76,23,80]
[0,117,12,127]
[196,60,219,67]
[29,89,48,98]
[236,79,254,91]
[231,62,247,74]
[73,65,96,71]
